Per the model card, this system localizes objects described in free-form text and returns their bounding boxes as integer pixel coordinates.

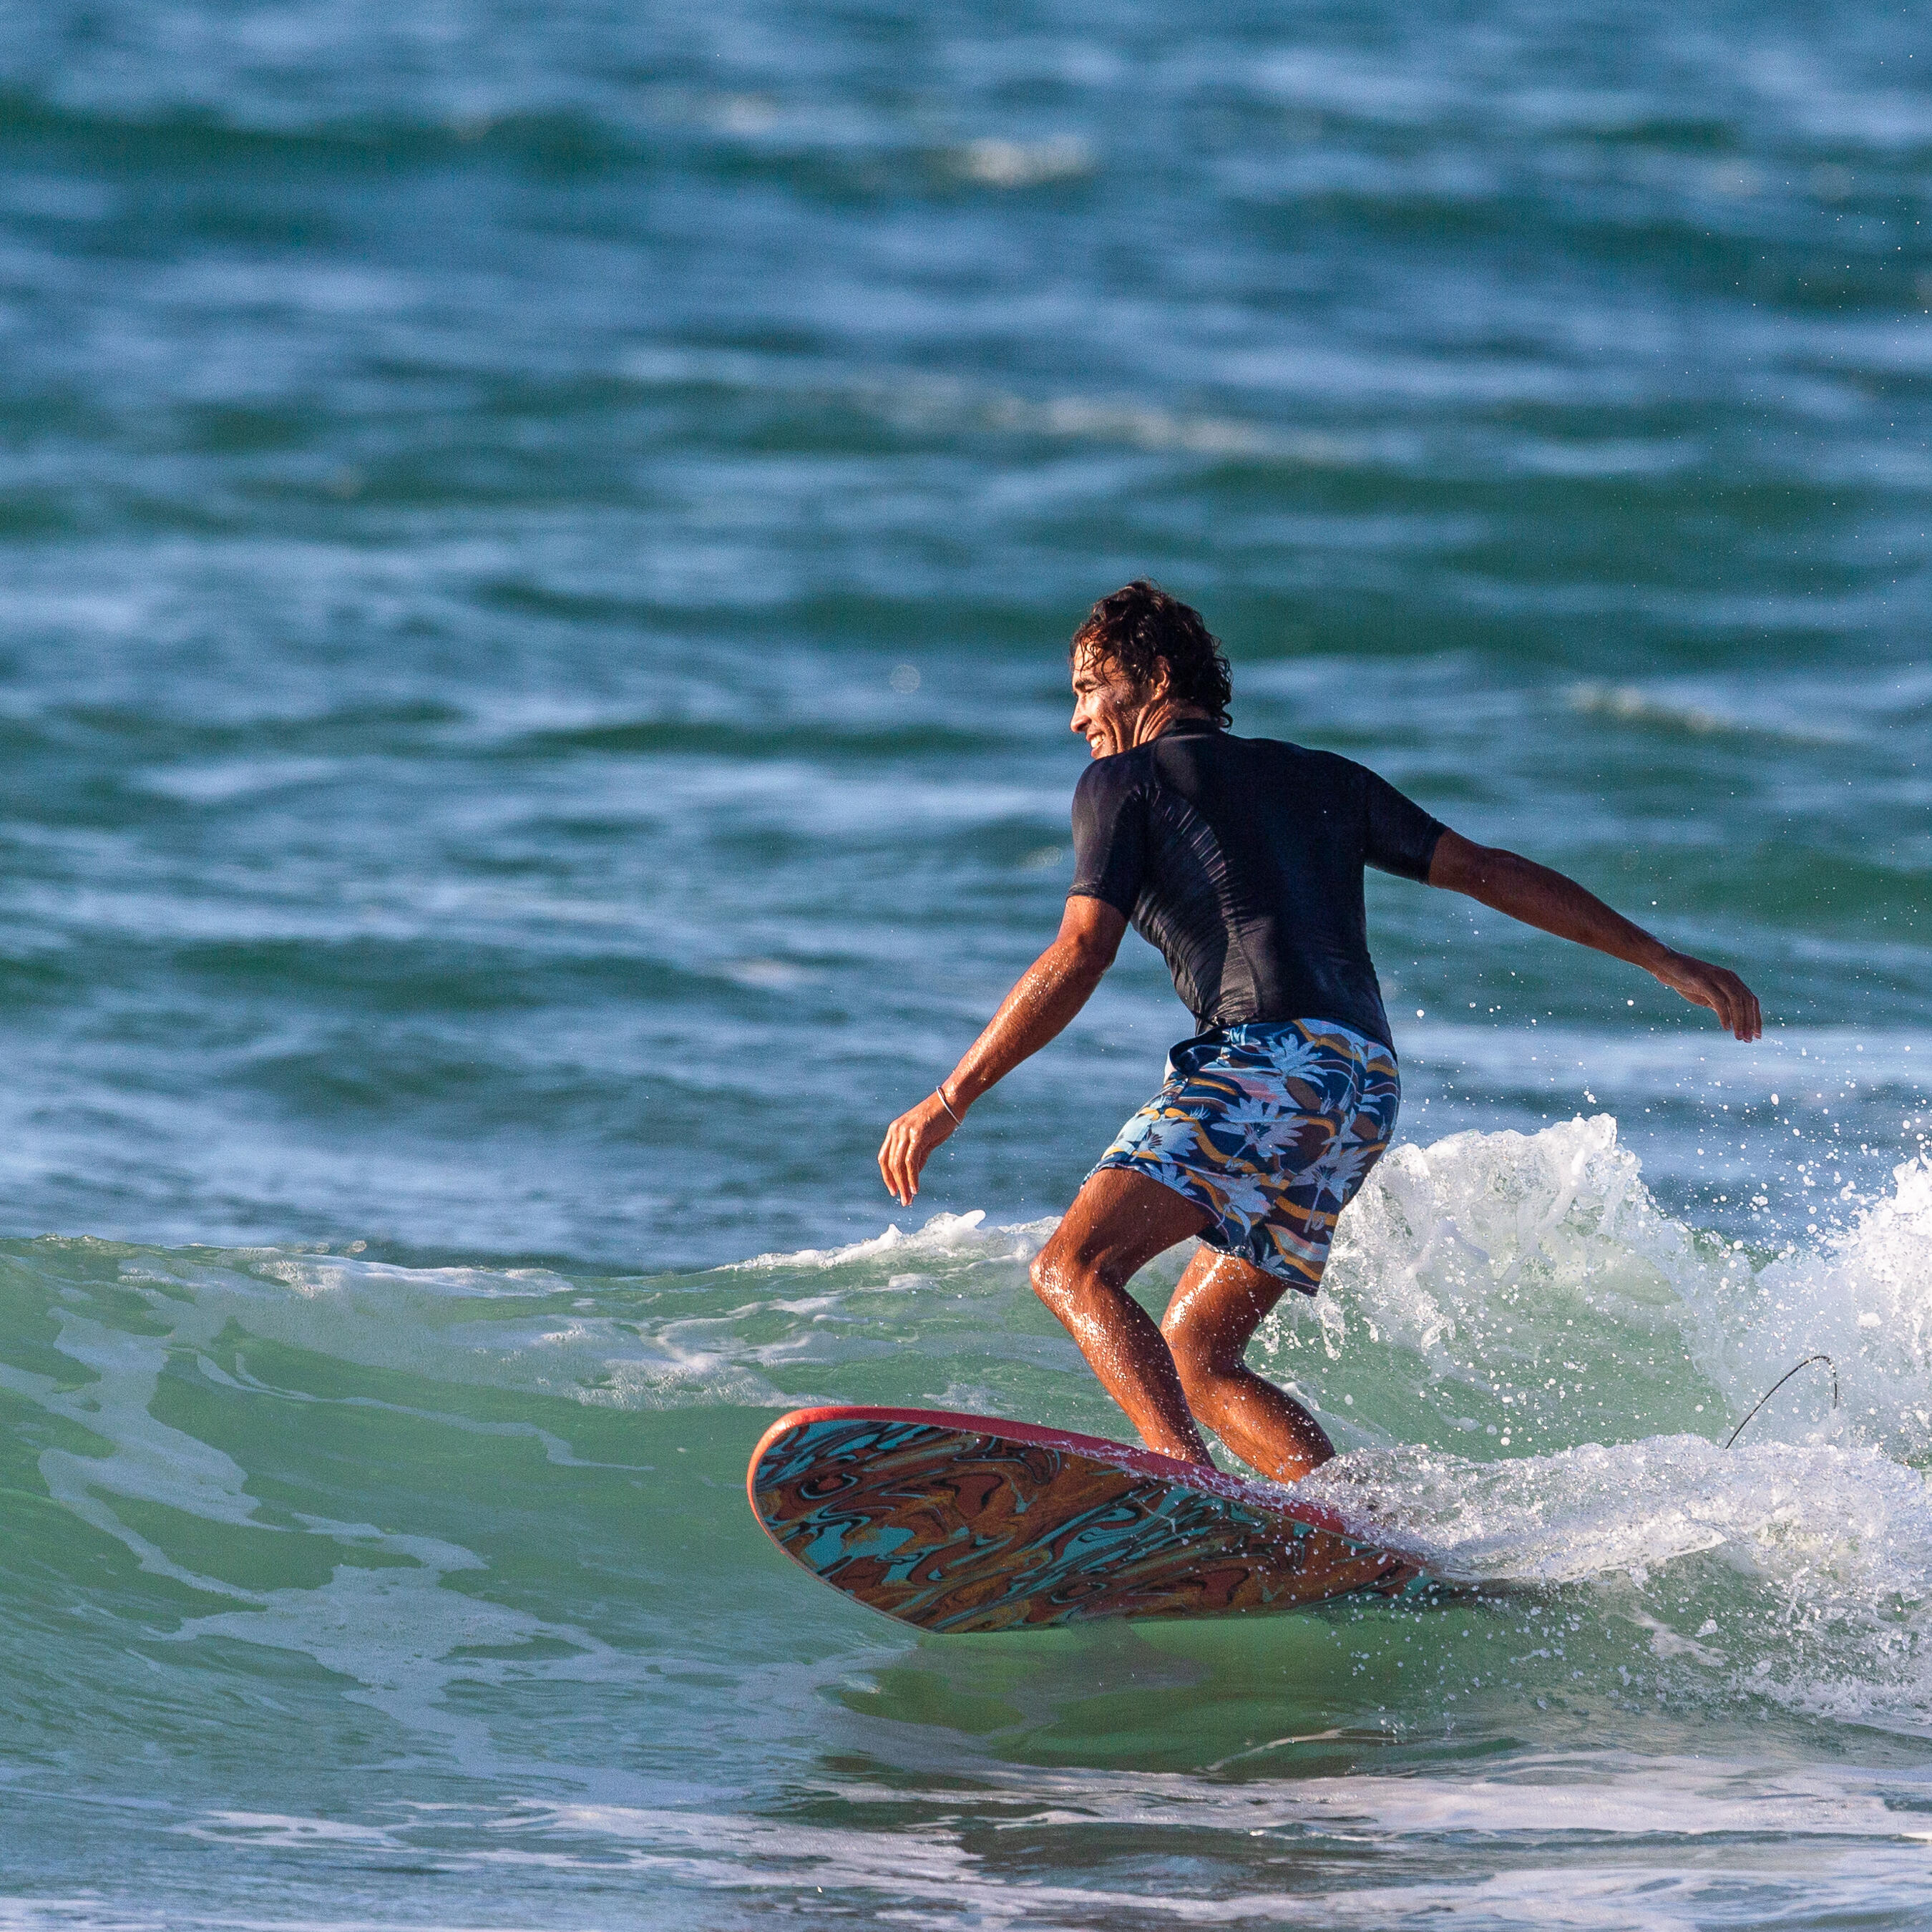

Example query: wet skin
[877,647,1763,1477]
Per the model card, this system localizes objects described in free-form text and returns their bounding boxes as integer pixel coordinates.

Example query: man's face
[1070,646,1163,758]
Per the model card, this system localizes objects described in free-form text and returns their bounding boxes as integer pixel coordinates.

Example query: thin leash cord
[1722,1353,1840,1450]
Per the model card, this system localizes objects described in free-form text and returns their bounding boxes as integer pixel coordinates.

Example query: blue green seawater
[0,1,1930,1924]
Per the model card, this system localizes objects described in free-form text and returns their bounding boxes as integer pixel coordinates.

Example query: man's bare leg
[1160,1246,1335,1483]
[1028,1168,1216,1464]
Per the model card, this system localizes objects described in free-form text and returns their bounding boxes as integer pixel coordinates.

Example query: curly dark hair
[1070,580,1232,728]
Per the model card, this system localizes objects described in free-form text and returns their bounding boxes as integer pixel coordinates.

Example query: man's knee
[1161,1309,1240,1392]
[1159,1309,1207,1381]
[1026,1246,1060,1309]
[1028,1240,1080,1315]
[1029,1235,1122,1313]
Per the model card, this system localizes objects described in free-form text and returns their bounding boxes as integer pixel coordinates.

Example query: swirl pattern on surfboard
[748,1407,1432,1632]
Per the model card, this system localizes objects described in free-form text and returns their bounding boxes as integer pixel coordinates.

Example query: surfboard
[746,1404,1439,1634]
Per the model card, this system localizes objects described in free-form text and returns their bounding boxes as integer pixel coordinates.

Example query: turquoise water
[1,1,1930,1923]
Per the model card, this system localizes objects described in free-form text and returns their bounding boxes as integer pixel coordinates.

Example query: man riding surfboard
[879,582,1760,1483]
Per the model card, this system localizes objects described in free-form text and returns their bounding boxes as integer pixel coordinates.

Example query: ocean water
[1,0,1929,1924]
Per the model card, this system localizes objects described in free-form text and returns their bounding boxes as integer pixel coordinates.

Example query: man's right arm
[877,895,1128,1206]
[1428,829,1761,1041]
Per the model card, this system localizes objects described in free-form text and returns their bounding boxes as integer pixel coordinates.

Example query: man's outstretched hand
[1428,833,1762,1043]
[1651,950,1762,1041]
[877,1093,960,1207]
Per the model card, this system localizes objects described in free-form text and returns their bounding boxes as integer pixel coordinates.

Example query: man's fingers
[1711,968,1761,1041]
[1659,955,1762,1043]
[878,1096,967,1207]
[877,1111,930,1206]
[1715,987,1747,1039]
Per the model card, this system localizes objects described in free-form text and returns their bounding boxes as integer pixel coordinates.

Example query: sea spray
[1680,1156,1932,1463]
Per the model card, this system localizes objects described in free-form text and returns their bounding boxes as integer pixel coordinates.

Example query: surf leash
[1723,1353,1839,1450]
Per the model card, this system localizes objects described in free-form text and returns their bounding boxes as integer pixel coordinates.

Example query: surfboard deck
[746,1405,1440,1634]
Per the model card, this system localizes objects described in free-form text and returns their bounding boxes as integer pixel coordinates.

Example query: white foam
[727,1207,1048,1272]
[251,1760,1932,1931]
[1304,1433,1932,1594]
[1256,1117,1932,1729]
[1682,1156,1932,1461]
[1294,1113,1705,1374]
[951,135,1094,188]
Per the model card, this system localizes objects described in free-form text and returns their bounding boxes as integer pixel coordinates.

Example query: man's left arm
[877,895,1131,1206]
[1428,829,1762,1042]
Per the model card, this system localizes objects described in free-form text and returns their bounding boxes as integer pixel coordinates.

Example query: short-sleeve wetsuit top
[1067,724,1445,1053]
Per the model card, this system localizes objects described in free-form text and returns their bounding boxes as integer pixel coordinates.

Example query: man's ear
[1144,658,1172,702]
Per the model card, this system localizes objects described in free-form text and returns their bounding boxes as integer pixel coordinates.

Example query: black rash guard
[1068,726,1445,1052]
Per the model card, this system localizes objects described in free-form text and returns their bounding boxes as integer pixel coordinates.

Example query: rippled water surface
[0,1,1929,1926]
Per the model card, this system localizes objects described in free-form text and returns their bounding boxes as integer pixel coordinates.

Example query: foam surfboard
[746,1405,1439,1634]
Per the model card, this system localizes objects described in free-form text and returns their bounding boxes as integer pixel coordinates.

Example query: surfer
[878,582,1760,1482]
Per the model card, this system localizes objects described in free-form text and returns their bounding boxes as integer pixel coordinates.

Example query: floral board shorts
[1090,1017,1400,1294]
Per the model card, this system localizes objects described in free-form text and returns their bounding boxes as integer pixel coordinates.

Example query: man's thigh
[1160,1244,1297,1369]
[1037,1165,1212,1288]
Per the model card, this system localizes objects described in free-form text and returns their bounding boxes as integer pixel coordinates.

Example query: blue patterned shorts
[1091,1018,1400,1294]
